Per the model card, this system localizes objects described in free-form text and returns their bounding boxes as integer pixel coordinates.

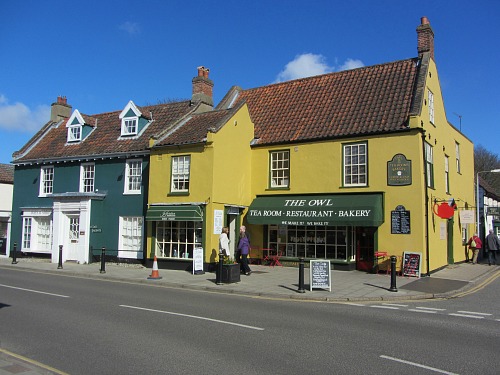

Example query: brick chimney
[191,66,213,112]
[50,96,72,122]
[417,16,434,60]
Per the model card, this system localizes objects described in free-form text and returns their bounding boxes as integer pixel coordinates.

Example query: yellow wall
[147,104,255,263]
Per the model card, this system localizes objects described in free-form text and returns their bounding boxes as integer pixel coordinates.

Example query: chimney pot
[421,16,429,25]
[192,66,213,112]
[417,17,435,60]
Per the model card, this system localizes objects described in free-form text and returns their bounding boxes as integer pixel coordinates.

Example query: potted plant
[220,257,240,283]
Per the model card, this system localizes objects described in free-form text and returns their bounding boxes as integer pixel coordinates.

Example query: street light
[476,169,500,236]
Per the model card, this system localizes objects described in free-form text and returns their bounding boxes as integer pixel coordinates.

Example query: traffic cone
[147,256,162,280]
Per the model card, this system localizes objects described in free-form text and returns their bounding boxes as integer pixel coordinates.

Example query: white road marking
[449,313,484,319]
[382,303,408,307]
[408,309,437,314]
[457,311,492,316]
[380,355,459,375]
[370,305,400,310]
[0,283,70,298]
[344,303,365,306]
[120,305,265,331]
[415,307,446,311]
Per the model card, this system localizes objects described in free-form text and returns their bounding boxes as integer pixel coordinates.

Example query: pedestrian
[237,226,252,275]
[484,229,500,266]
[219,226,230,258]
[467,233,482,264]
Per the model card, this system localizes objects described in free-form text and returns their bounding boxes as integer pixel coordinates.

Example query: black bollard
[100,247,106,274]
[11,242,18,264]
[58,245,63,269]
[298,257,305,293]
[389,255,398,292]
[216,251,224,285]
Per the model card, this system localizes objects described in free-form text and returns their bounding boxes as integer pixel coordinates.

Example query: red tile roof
[218,58,420,145]
[13,101,197,163]
[0,163,14,184]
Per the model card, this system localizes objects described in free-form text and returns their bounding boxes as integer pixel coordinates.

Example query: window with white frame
[425,142,434,188]
[39,166,54,196]
[124,159,142,194]
[270,150,290,188]
[455,142,461,173]
[119,216,143,259]
[171,156,190,192]
[21,216,52,252]
[445,155,450,194]
[67,125,81,142]
[80,163,95,193]
[343,143,367,186]
[155,220,202,259]
[22,217,32,249]
[122,118,138,136]
[428,89,435,124]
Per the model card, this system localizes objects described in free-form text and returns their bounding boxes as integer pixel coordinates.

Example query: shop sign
[487,207,500,217]
[387,154,412,186]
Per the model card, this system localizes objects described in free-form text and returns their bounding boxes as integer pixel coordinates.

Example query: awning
[247,194,384,226]
[146,205,203,221]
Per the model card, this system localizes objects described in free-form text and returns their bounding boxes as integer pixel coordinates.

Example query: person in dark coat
[237,226,252,275]
[485,229,500,266]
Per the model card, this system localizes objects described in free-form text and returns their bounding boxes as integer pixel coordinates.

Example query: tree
[475,145,500,195]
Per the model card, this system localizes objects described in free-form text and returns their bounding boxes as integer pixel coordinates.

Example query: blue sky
[1,0,499,164]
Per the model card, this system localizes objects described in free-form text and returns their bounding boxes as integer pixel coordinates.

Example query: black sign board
[387,154,412,186]
[391,205,411,234]
[310,260,331,291]
[402,252,422,277]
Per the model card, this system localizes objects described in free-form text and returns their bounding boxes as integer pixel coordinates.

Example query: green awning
[247,194,384,226]
[146,205,203,221]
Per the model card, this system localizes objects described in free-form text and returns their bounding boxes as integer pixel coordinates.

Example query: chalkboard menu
[310,260,331,291]
[402,252,421,277]
[391,205,411,234]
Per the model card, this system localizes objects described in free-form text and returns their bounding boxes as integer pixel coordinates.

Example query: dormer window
[120,100,143,137]
[122,117,138,136]
[68,125,81,142]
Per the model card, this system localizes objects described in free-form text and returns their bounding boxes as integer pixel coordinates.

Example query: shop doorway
[226,214,237,259]
[356,227,376,272]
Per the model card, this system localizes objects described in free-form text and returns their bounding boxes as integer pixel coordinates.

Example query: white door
[66,214,80,261]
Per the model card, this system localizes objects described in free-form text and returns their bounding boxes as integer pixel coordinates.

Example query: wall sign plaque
[387,154,412,186]
[391,205,411,234]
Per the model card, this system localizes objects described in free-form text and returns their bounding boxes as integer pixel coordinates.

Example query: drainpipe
[421,130,431,276]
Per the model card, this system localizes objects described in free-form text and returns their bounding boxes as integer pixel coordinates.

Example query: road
[1,267,499,374]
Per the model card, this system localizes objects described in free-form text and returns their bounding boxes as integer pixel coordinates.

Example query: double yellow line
[451,269,500,298]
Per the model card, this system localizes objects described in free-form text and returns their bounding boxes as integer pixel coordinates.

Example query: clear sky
[1,0,499,164]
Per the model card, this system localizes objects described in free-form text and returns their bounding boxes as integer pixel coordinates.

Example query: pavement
[1,256,499,374]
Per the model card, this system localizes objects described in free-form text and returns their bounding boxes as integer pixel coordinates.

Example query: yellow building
[146,18,475,275]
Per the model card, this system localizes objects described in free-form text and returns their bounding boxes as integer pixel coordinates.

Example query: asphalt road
[1,268,499,374]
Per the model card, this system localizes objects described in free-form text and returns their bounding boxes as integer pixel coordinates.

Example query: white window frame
[155,220,202,259]
[39,166,54,197]
[428,89,435,124]
[343,142,367,187]
[124,159,142,194]
[118,216,143,259]
[455,142,461,174]
[21,216,52,252]
[121,117,138,136]
[444,155,450,194]
[22,217,32,250]
[425,142,434,188]
[171,155,190,193]
[80,163,95,193]
[270,150,290,188]
[67,125,81,142]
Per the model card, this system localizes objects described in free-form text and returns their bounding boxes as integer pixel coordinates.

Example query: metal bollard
[58,245,63,269]
[216,251,223,285]
[298,257,305,293]
[11,242,18,264]
[389,255,398,292]
[100,247,106,274]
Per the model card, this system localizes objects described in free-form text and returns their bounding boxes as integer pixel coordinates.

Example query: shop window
[267,225,352,261]
[343,142,367,187]
[21,216,52,252]
[155,220,202,259]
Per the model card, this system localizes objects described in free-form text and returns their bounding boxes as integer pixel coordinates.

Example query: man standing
[485,229,500,266]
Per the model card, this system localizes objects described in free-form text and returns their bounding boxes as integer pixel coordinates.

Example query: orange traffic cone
[147,256,162,280]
